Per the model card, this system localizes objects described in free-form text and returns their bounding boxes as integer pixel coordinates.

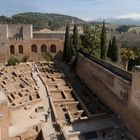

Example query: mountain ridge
[0,12,140,29]
[0,12,86,30]
[92,17,140,25]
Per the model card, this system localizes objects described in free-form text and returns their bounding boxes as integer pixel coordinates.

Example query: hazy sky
[1,0,140,20]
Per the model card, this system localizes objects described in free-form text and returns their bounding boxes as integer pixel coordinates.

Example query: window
[41,44,47,53]
[50,44,56,53]
[10,45,15,54]
[31,44,37,53]
[18,45,23,54]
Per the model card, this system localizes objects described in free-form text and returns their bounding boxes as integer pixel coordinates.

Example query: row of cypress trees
[63,23,80,65]
[63,21,119,64]
[107,36,118,62]
[100,20,119,62]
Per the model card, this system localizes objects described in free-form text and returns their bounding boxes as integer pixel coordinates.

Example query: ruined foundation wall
[10,123,43,140]
[75,53,140,139]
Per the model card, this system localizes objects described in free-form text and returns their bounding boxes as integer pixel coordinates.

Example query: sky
[1,0,140,20]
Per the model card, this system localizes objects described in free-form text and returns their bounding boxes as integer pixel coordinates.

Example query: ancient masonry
[0,24,64,62]
[0,59,138,140]
[0,63,43,140]
[75,52,140,139]
[36,61,131,140]
[0,23,139,140]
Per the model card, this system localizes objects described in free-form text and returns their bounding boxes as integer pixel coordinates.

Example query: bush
[7,56,19,66]
[21,55,29,62]
[44,52,53,61]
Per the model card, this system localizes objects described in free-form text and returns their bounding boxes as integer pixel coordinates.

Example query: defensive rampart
[75,52,140,139]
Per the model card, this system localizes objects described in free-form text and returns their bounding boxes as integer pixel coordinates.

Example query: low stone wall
[75,53,140,139]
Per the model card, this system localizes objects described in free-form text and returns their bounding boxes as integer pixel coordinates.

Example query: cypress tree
[112,36,118,62]
[73,24,80,53]
[68,37,76,63]
[107,40,112,59]
[63,23,70,61]
[100,20,107,60]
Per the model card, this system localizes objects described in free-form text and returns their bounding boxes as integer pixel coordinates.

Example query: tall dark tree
[63,23,70,61]
[107,40,112,59]
[73,24,80,53]
[100,20,107,60]
[68,37,76,63]
[80,24,101,58]
[112,36,118,62]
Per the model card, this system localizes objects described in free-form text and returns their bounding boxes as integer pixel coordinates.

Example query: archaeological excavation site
[0,58,139,140]
[0,23,140,140]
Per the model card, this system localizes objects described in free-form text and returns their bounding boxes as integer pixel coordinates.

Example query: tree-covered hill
[0,12,86,30]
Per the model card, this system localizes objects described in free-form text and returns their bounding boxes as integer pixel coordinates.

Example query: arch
[31,44,37,53]
[50,44,56,53]
[18,45,23,54]
[10,45,15,54]
[41,44,47,53]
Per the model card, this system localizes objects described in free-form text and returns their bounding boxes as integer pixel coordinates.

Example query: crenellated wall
[75,53,140,139]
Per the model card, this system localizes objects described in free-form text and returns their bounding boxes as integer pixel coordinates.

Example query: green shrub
[7,56,19,66]
[44,52,53,61]
[22,55,29,62]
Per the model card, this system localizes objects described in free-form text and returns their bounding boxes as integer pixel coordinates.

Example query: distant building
[0,24,64,62]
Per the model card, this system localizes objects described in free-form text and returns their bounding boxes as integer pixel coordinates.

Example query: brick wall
[3,39,64,62]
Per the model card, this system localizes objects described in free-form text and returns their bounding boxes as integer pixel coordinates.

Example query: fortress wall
[0,25,8,61]
[8,24,23,39]
[0,24,8,41]
[129,68,140,118]
[23,25,33,40]
[75,53,140,139]
[8,24,32,40]
[0,43,6,64]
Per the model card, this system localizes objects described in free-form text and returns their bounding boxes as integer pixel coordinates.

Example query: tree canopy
[80,24,101,58]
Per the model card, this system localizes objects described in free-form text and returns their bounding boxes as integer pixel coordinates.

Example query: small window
[50,44,56,53]
[18,45,23,54]
[41,44,47,53]
[31,44,37,53]
[10,45,15,54]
